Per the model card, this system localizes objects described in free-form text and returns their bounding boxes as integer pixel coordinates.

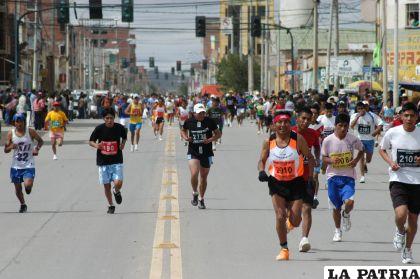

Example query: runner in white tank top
[4,113,43,213]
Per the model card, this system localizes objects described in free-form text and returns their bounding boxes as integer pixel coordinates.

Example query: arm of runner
[378,131,400,171]
[257,140,270,181]
[4,131,15,153]
[181,128,192,142]
[29,128,44,150]
[124,104,131,115]
[350,113,359,130]
[204,129,221,144]
[297,134,315,178]
[372,114,384,137]
[349,150,364,168]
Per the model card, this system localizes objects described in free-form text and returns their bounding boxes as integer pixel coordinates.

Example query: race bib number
[358,124,371,135]
[51,120,61,128]
[192,132,206,144]
[330,152,353,168]
[101,141,118,155]
[132,108,140,116]
[397,149,420,168]
[272,160,295,181]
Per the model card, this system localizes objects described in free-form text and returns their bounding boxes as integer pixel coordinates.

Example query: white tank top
[11,128,35,169]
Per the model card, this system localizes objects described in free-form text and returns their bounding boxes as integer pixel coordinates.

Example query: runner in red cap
[45,101,68,160]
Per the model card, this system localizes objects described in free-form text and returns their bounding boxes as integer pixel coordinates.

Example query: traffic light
[58,0,70,24]
[181,73,185,80]
[251,16,261,37]
[149,57,155,68]
[202,59,208,70]
[195,16,206,37]
[171,67,175,75]
[176,60,181,72]
[89,0,103,19]
[154,66,158,74]
[121,0,133,23]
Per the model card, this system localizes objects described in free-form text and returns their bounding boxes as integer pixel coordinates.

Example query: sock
[192,191,198,196]
[198,196,203,201]
[280,242,288,249]
[335,228,341,233]
[343,211,350,217]
[314,195,318,199]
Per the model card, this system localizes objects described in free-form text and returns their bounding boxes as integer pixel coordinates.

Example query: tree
[216,53,260,93]
[178,82,189,96]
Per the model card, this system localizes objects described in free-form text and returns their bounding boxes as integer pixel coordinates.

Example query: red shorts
[50,131,64,140]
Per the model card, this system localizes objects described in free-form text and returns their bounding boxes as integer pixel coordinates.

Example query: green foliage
[216,54,260,93]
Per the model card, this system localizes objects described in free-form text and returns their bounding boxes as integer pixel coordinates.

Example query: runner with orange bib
[257,111,313,261]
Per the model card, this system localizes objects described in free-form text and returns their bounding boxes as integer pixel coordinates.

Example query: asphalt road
[0,119,417,279]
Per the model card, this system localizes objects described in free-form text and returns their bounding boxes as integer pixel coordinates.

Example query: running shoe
[113,190,122,204]
[19,204,27,213]
[212,145,216,151]
[286,218,295,233]
[130,145,134,152]
[257,130,261,135]
[401,247,413,264]
[198,199,206,209]
[134,144,138,151]
[184,141,188,146]
[359,176,365,183]
[312,197,319,209]
[299,237,311,252]
[191,193,199,206]
[107,205,115,214]
[393,228,406,251]
[333,229,342,242]
[341,211,351,231]
[159,136,163,141]
[53,154,58,160]
[275,248,289,261]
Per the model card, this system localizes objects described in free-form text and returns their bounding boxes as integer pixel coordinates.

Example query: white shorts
[119,118,129,129]
[237,108,245,115]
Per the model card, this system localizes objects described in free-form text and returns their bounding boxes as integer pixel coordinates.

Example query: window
[406,4,419,28]
[257,6,266,18]
[257,43,261,55]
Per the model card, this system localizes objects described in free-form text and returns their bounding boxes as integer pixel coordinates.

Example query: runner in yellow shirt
[45,101,68,160]
[124,95,143,152]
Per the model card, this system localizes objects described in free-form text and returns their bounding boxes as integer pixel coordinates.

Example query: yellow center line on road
[149,128,183,279]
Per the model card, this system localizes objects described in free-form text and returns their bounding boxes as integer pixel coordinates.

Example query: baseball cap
[53,101,61,106]
[193,103,206,114]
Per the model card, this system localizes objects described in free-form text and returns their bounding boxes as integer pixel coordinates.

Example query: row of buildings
[195,0,419,95]
[0,0,144,93]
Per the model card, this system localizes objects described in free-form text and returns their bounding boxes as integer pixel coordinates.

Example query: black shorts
[156,117,164,124]
[188,154,213,168]
[268,176,305,202]
[265,115,273,126]
[390,181,420,214]
[302,180,315,206]
[228,107,236,116]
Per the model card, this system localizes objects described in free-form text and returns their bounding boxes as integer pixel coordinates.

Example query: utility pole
[14,0,19,89]
[333,0,339,90]
[264,0,269,94]
[32,0,38,90]
[393,0,399,108]
[277,27,281,92]
[65,24,70,90]
[51,4,55,92]
[381,0,388,104]
[325,0,334,90]
[260,27,264,94]
[248,2,254,95]
[312,0,319,91]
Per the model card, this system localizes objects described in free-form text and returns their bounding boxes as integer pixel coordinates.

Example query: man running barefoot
[4,113,43,213]
[322,113,364,242]
[379,102,420,264]
[89,108,127,214]
[45,101,68,160]
[258,111,312,261]
[181,103,221,209]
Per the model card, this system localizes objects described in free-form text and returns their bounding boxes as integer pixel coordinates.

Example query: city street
[0,119,417,279]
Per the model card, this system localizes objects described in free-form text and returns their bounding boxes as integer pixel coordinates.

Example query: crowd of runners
[2,88,420,264]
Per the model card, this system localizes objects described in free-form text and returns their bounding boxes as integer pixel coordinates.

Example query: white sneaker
[159,136,163,141]
[257,130,261,135]
[359,176,365,183]
[134,144,138,151]
[393,228,406,251]
[53,154,58,160]
[401,247,413,264]
[333,229,342,242]
[299,237,311,252]
[130,145,134,152]
[341,211,351,232]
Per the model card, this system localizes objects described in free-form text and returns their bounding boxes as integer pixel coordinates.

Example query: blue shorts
[129,123,142,132]
[10,168,35,183]
[361,140,375,154]
[327,176,355,209]
[98,164,123,185]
